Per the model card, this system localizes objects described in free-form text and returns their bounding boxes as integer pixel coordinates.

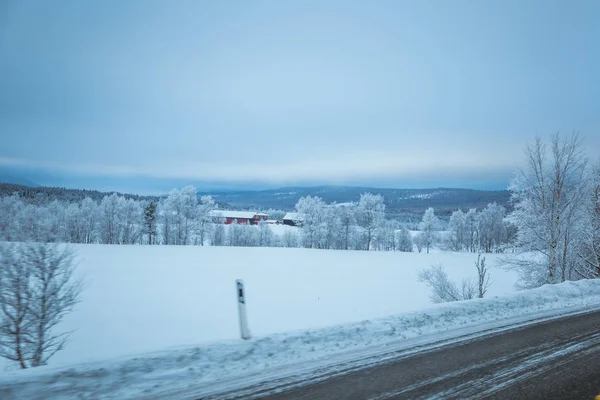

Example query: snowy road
[215,310,600,400]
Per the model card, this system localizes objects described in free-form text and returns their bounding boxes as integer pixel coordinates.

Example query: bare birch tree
[419,208,440,254]
[508,133,588,287]
[24,244,81,367]
[356,193,385,251]
[575,163,600,278]
[0,243,81,368]
[475,254,491,298]
[0,244,32,369]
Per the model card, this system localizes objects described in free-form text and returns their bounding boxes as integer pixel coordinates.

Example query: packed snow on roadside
[2,277,600,400]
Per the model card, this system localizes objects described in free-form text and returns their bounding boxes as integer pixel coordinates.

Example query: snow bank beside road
[2,279,600,400]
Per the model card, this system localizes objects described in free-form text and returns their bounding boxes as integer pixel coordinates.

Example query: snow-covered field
[3,245,515,365]
[2,244,600,399]
[2,244,518,370]
[2,255,600,400]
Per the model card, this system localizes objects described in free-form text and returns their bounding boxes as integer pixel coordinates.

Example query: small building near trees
[209,210,268,225]
[283,212,304,227]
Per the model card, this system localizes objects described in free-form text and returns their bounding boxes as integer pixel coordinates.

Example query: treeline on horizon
[0,182,511,223]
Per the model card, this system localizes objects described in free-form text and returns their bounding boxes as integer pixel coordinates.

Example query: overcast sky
[1,0,599,192]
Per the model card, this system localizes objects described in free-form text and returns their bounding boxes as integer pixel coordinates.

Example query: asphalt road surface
[214,310,600,400]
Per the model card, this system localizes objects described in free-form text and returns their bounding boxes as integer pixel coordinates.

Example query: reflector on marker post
[236,279,251,340]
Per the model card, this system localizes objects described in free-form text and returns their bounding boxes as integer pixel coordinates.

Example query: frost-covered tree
[211,223,225,246]
[477,203,507,253]
[0,243,80,368]
[464,208,479,253]
[79,198,99,244]
[64,198,98,244]
[180,186,199,245]
[157,187,199,245]
[509,133,588,286]
[164,186,198,246]
[257,220,275,247]
[419,208,440,254]
[228,222,259,247]
[447,210,466,251]
[266,209,286,221]
[0,194,24,241]
[16,204,50,242]
[294,196,377,250]
[241,224,259,247]
[375,219,397,251]
[158,198,173,245]
[196,195,216,246]
[0,185,450,253]
[281,229,299,248]
[321,206,342,249]
[295,196,327,249]
[414,232,425,253]
[46,201,67,242]
[99,193,123,245]
[395,227,413,252]
[121,199,143,244]
[65,203,85,244]
[575,163,600,278]
[338,203,356,250]
[23,244,81,367]
[227,221,241,246]
[356,193,385,250]
[0,244,31,368]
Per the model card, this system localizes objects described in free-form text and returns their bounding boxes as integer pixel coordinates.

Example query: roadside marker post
[236,279,251,340]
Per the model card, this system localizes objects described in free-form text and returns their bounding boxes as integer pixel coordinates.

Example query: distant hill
[0,170,40,187]
[199,185,512,222]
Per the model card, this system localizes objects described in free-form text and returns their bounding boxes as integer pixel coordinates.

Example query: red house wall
[225,217,251,224]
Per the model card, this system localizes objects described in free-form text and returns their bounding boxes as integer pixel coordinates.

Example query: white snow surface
[2,244,600,399]
[2,278,600,400]
[2,245,517,369]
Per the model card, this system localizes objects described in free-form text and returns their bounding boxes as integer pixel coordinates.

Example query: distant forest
[0,183,157,205]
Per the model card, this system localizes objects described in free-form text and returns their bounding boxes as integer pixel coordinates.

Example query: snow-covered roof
[283,212,304,221]
[209,210,263,219]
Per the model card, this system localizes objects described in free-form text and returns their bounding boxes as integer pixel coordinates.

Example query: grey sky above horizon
[1,0,599,192]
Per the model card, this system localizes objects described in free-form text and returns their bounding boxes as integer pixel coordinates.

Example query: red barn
[209,210,268,225]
